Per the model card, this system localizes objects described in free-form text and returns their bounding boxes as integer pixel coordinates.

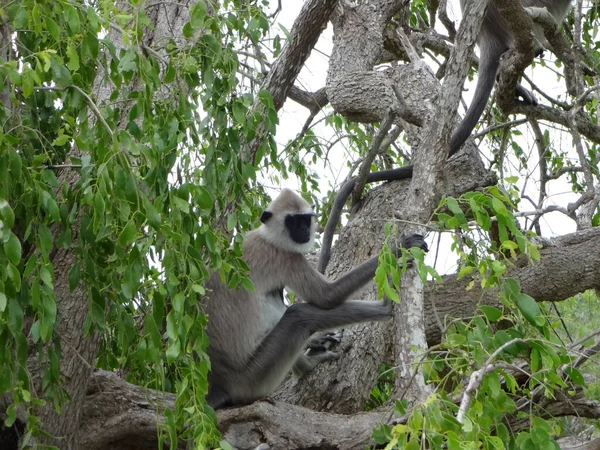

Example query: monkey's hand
[401,233,429,253]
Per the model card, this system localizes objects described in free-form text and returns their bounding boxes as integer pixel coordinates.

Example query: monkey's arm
[289,234,427,309]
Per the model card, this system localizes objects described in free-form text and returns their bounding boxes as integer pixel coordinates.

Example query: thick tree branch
[247,0,337,163]
[425,227,600,345]
[79,369,600,450]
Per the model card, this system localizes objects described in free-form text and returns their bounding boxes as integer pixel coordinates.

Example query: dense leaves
[0,0,277,446]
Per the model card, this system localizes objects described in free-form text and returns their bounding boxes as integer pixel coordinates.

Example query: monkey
[203,188,428,409]
[317,0,572,273]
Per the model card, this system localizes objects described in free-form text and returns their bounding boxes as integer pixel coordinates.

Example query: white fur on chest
[255,291,286,342]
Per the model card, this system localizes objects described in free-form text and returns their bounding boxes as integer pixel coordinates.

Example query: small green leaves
[117,220,138,248]
[480,305,502,322]
[0,199,15,228]
[69,262,81,291]
[564,366,585,386]
[190,1,207,29]
[516,293,543,327]
[4,233,21,266]
[64,4,80,34]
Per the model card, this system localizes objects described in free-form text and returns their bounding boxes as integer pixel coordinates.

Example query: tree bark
[74,369,600,450]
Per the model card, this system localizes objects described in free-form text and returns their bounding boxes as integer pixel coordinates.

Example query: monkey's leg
[292,352,339,378]
[233,301,391,405]
[206,386,231,410]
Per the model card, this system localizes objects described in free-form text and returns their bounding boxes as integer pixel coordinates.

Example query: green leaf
[517,293,542,327]
[486,372,501,398]
[118,49,137,73]
[45,16,59,40]
[66,45,80,71]
[13,7,28,28]
[145,201,161,231]
[94,193,106,218]
[64,4,80,34]
[564,366,585,386]
[40,266,53,288]
[190,0,207,28]
[4,233,21,266]
[446,197,465,222]
[173,196,189,213]
[38,224,53,256]
[7,263,21,292]
[196,186,214,210]
[5,404,16,427]
[52,134,71,146]
[166,310,177,340]
[118,220,138,248]
[232,101,247,124]
[0,199,15,228]
[192,284,205,295]
[457,265,474,279]
[87,6,100,31]
[173,292,185,313]
[42,192,60,221]
[481,305,502,322]
[166,340,181,363]
[447,333,466,345]
[69,262,81,291]
[491,197,508,217]
[0,292,6,312]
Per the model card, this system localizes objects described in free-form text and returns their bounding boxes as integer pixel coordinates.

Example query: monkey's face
[258,190,316,253]
[285,213,315,244]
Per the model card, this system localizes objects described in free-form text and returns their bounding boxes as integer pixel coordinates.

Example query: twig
[35,86,113,138]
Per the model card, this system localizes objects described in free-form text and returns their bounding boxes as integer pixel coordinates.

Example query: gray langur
[204,189,428,409]
[317,0,572,273]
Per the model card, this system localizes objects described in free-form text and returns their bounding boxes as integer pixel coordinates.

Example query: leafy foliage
[0,0,277,446]
[369,185,599,448]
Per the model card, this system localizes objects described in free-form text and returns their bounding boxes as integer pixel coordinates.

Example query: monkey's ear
[260,211,273,224]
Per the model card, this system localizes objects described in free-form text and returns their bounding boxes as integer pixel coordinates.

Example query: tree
[1,0,599,449]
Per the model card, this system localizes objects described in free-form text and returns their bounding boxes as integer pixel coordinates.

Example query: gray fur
[203,189,426,409]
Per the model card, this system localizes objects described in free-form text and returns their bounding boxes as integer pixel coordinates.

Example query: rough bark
[326,0,433,124]
[74,370,600,450]
[560,437,600,450]
[79,370,181,450]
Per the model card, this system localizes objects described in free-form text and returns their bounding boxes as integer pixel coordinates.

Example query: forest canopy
[0,0,600,449]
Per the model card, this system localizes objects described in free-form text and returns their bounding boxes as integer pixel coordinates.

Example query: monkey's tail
[449,48,501,156]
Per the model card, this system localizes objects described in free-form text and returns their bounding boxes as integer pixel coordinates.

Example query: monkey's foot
[305,330,343,355]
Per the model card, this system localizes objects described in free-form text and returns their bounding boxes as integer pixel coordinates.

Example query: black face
[285,213,313,244]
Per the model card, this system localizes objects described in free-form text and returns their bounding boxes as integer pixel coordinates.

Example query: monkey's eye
[311,204,316,210]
